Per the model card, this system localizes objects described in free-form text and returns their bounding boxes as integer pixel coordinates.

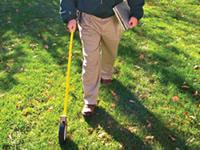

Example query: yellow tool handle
[63,32,74,115]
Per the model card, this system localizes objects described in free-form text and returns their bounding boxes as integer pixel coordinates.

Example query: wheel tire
[59,122,67,145]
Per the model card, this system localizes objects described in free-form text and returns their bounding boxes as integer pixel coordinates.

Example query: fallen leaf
[146,120,152,128]
[145,135,154,141]
[52,43,57,46]
[98,132,106,139]
[172,96,179,102]
[107,120,113,129]
[119,144,123,149]
[8,134,13,140]
[111,90,119,101]
[153,61,159,65]
[193,65,200,70]
[139,94,148,100]
[48,106,53,112]
[193,91,200,97]
[139,53,145,60]
[16,101,23,110]
[88,128,93,134]
[187,137,195,143]
[111,103,116,109]
[128,126,138,133]
[183,111,189,117]
[29,99,39,106]
[48,140,53,145]
[44,45,49,49]
[48,80,53,84]
[129,100,135,104]
[135,65,141,69]
[181,85,189,90]
[22,108,32,116]
[169,135,176,142]
[189,115,196,120]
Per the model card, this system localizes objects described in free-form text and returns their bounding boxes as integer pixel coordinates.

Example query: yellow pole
[63,32,74,115]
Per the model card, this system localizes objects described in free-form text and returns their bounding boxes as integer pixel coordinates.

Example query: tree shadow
[59,138,79,150]
[0,45,25,92]
[0,0,83,94]
[102,79,189,150]
[117,31,200,103]
[0,0,82,75]
[84,107,150,150]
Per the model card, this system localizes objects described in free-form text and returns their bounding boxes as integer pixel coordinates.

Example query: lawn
[0,0,199,149]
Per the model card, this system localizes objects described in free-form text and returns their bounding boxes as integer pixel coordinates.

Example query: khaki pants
[78,13,122,105]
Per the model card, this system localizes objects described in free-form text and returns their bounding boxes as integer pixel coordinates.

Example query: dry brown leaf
[111,90,119,101]
[189,115,196,120]
[145,135,154,141]
[119,144,123,149]
[111,90,117,96]
[172,96,179,102]
[139,53,145,60]
[111,103,116,109]
[128,126,138,133]
[183,111,189,117]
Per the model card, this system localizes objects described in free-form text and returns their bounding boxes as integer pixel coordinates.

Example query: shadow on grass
[0,46,25,92]
[0,0,82,75]
[117,30,200,103]
[59,138,79,150]
[103,79,189,150]
[84,106,150,150]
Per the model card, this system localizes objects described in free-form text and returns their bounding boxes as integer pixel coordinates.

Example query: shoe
[101,78,112,85]
[81,104,96,117]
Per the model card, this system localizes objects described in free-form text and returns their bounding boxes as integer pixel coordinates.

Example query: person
[60,0,145,116]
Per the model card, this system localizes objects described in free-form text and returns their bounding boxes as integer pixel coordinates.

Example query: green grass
[0,0,199,149]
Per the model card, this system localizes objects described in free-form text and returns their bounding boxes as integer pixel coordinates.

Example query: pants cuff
[84,99,97,105]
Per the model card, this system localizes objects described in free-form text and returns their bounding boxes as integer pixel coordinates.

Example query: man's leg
[101,17,122,80]
[78,13,101,105]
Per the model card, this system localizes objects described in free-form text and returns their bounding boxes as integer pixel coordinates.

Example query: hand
[67,19,77,32]
[129,17,138,28]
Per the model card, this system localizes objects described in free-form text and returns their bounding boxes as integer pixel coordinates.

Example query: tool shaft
[63,32,74,115]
